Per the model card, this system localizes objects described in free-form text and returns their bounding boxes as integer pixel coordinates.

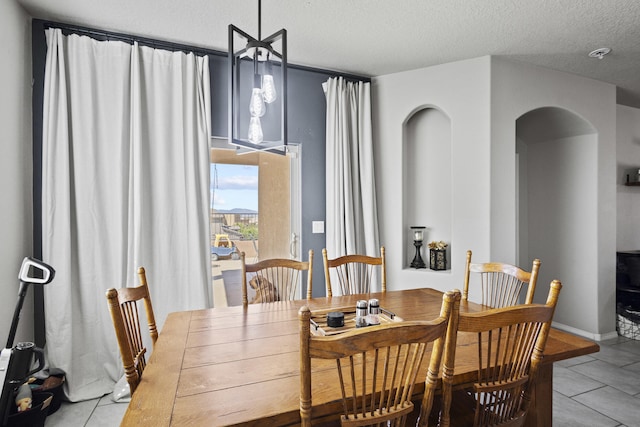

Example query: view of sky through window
[210,163,258,212]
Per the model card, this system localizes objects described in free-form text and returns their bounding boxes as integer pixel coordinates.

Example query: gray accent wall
[287,67,332,296]
[208,53,336,294]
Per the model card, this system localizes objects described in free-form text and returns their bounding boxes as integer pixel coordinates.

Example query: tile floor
[45,394,128,427]
[553,335,640,427]
[41,334,640,426]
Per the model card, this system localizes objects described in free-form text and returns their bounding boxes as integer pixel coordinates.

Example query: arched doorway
[516,107,598,329]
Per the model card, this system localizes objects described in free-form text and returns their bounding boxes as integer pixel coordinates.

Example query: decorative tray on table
[309,306,403,336]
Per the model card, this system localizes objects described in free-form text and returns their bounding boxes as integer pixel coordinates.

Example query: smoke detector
[588,48,611,59]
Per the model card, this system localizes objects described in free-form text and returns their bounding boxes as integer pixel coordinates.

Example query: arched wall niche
[515,106,598,322]
[402,106,452,270]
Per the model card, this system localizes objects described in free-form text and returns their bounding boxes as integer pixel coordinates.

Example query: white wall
[526,134,599,331]
[516,138,528,266]
[374,55,617,339]
[491,57,617,339]
[617,105,640,251]
[0,2,34,344]
[372,56,491,294]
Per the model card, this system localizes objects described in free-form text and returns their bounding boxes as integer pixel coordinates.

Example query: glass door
[209,141,302,306]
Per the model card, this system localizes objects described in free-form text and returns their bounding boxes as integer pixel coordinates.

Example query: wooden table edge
[121,310,192,426]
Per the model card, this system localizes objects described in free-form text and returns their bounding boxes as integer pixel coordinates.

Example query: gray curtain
[323,77,380,292]
[41,29,212,401]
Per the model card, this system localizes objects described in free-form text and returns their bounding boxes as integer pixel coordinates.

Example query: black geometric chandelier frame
[228,0,287,154]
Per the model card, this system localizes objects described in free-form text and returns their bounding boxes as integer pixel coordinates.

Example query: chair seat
[341,402,414,426]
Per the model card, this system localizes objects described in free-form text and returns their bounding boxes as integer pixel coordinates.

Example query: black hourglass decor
[410,226,426,269]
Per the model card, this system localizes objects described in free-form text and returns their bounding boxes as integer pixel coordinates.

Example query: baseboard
[551,321,618,342]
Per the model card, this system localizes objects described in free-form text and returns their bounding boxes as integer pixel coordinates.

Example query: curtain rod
[37,19,371,83]
[39,19,224,58]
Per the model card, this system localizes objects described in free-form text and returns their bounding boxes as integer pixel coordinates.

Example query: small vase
[429,249,447,271]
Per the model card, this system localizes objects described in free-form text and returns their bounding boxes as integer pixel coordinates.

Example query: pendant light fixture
[229,0,287,154]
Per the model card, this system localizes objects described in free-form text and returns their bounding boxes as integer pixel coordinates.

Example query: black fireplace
[616,251,640,309]
[616,251,640,338]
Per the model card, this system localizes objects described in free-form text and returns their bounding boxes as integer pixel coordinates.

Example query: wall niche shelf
[403,267,451,274]
[624,170,640,186]
[403,106,452,269]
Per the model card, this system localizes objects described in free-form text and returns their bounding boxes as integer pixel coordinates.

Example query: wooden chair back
[322,246,386,297]
[463,250,541,307]
[105,267,158,395]
[299,290,461,427]
[241,250,313,305]
[448,280,562,427]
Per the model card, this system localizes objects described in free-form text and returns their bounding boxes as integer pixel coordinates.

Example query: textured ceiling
[16,0,640,107]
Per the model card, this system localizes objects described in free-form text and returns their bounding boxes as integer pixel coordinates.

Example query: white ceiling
[16,0,640,107]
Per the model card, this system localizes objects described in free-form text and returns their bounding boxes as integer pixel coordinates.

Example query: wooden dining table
[120,288,599,426]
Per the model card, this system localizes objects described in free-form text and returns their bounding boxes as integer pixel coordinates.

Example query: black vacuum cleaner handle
[5,258,56,349]
[18,257,55,285]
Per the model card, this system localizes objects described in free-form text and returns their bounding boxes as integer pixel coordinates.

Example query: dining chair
[463,250,541,307]
[105,266,158,395]
[322,246,386,297]
[241,250,313,305]
[446,280,562,427]
[299,289,461,427]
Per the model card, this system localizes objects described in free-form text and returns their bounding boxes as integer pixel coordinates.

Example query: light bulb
[249,88,266,117]
[248,116,264,144]
[262,74,277,104]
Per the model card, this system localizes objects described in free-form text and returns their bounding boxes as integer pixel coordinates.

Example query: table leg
[525,363,553,427]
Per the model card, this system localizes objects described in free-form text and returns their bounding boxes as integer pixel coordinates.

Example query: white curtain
[323,77,380,291]
[41,29,212,401]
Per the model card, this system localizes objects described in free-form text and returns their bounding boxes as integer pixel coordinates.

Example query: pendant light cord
[258,0,262,40]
